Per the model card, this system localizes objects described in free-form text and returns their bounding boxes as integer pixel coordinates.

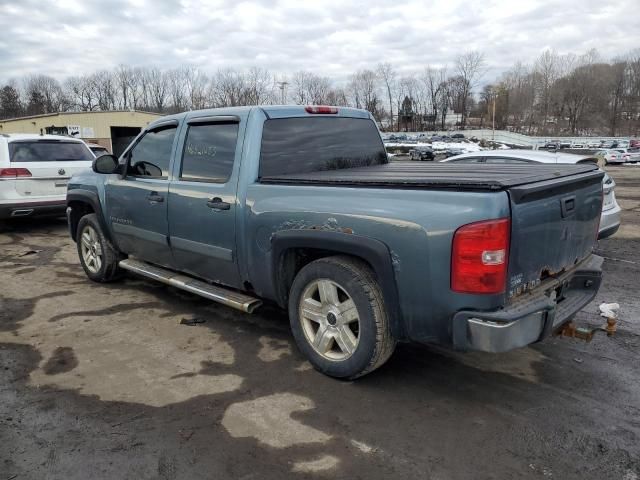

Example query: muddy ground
[1,167,639,480]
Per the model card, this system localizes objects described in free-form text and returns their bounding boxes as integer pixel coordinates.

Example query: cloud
[0,0,637,84]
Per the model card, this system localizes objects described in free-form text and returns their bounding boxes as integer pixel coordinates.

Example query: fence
[398,129,632,147]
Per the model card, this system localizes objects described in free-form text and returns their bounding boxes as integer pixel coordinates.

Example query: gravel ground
[1,166,639,480]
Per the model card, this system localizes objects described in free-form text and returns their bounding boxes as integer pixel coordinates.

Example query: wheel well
[68,201,95,241]
[277,247,375,307]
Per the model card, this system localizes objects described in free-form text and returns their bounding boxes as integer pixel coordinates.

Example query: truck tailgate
[506,169,604,298]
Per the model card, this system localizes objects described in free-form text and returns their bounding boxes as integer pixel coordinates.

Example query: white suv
[0,134,94,219]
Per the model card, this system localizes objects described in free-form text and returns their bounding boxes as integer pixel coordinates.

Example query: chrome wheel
[80,225,103,274]
[299,279,360,361]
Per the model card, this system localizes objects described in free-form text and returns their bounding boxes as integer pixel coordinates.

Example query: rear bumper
[452,255,603,353]
[598,203,621,239]
[0,200,67,219]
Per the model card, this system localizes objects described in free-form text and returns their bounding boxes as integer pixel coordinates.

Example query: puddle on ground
[2,286,243,407]
[438,347,547,383]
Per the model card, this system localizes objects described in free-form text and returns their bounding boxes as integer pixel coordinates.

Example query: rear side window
[9,141,93,162]
[126,126,177,178]
[180,122,239,183]
[259,117,387,177]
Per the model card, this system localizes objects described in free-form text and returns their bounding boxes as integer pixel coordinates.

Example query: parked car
[543,141,561,149]
[615,148,640,163]
[451,133,465,139]
[595,149,624,165]
[442,149,621,239]
[409,146,435,161]
[630,139,640,148]
[444,147,465,158]
[85,143,110,158]
[1,134,94,220]
[67,106,604,379]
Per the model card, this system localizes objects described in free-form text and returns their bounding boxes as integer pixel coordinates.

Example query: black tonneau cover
[259,162,601,191]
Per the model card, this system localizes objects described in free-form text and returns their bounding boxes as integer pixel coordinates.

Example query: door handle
[206,197,231,210]
[147,192,164,203]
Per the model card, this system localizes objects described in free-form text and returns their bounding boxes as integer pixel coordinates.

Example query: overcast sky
[0,0,638,84]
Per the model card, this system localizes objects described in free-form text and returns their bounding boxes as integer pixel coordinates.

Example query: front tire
[288,256,396,379]
[76,213,122,282]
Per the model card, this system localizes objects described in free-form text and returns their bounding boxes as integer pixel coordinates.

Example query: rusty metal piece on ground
[557,321,595,342]
[556,317,618,343]
[605,317,617,337]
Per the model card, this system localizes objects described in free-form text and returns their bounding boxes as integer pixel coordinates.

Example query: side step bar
[119,258,262,313]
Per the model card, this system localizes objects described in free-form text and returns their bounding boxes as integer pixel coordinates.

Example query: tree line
[1,48,639,136]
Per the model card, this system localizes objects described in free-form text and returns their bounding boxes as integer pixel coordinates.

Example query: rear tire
[76,213,123,282]
[288,255,396,379]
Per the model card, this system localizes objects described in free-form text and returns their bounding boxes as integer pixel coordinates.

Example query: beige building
[0,110,162,156]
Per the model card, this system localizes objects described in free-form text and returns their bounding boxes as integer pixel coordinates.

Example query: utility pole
[492,88,497,142]
[277,81,288,105]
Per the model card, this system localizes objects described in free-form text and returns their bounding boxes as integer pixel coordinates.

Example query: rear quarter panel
[244,184,510,343]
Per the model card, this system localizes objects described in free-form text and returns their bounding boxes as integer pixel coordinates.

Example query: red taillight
[0,168,32,178]
[451,218,510,294]
[305,105,338,114]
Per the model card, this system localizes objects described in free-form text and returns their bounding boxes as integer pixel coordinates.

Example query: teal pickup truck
[66,105,604,379]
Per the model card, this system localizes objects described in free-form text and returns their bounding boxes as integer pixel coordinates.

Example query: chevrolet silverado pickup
[66,105,604,379]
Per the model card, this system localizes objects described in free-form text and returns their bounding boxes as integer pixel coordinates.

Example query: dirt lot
[1,167,639,480]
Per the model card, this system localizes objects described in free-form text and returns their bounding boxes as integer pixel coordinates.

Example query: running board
[118,258,262,313]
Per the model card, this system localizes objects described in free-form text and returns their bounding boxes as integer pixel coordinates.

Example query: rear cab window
[180,122,239,183]
[259,117,387,177]
[9,141,94,162]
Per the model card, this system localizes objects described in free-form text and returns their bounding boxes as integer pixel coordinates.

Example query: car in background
[543,141,561,149]
[1,134,94,220]
[595,149,624,165]
[409,146,435,161]
[441,149,621,239]
[451,133,465,139]
[444,147,465,158]
[85,142,109,158]
[614,148,640,163]
[630,139,640,148]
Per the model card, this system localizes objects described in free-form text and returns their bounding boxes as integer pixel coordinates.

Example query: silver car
[441,149,621,239]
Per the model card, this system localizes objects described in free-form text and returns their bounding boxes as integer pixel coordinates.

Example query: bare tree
[348,70,382,118]
[210,69,246,107]
[455,51,486,128]
[377,63,396,129]
[23,75,67,114]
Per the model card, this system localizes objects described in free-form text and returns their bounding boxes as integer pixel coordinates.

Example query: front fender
[66,189,113,244]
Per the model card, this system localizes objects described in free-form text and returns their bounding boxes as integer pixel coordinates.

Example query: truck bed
[259,162,600,191]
